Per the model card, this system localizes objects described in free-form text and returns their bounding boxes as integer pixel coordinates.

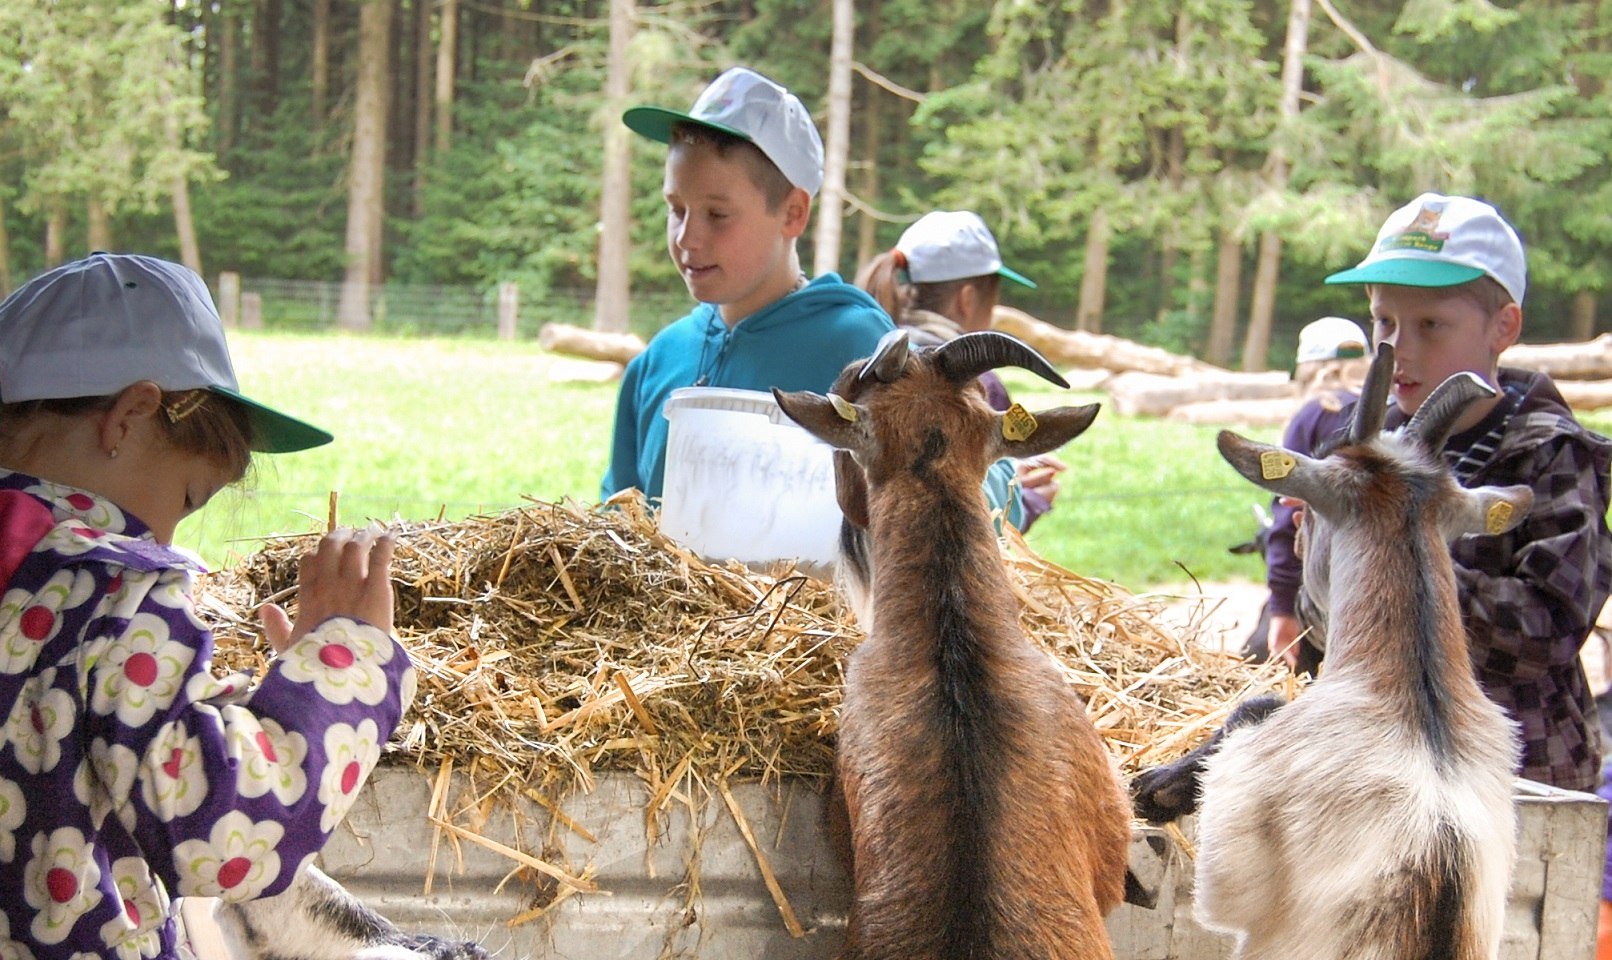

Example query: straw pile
[198,495,1291,912]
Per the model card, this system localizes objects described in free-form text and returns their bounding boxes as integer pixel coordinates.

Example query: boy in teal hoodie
[602,67,893,502]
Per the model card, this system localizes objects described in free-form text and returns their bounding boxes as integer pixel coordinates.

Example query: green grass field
[175,331,1612,593]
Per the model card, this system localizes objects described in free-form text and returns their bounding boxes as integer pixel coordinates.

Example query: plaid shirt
[1386,368,1612,791]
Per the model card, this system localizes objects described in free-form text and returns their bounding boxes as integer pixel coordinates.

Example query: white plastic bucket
[659,387,840,576]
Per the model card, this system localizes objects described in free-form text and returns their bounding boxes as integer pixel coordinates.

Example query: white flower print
[0,911,38,960]
[23,827,104,945]
[170,811,284,902]
[0,570,95,675]
[5,669,76,774]
[276,620,395,707]
[225,711,308,805]
[27,481,126,532]
[81,742,140,834]
[317,720,381,832]
[0,776,23,862]
[91,613,195,728]
[143,571,209,633]
[185,667,252,707]
[140,720,209,821]
[98,857,168,960]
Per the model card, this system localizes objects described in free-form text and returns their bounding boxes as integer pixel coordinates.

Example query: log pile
[538,322,646,366]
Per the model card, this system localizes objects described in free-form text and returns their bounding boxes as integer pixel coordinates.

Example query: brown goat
[775,330,1132,960]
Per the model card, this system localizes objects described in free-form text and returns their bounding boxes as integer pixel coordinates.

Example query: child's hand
[257,528,397,654]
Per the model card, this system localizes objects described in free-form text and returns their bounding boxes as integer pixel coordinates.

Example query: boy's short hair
[1361,275,1514,316]
[623,66,824,197]
[668,122,796,211]
[1325,193,1526,305]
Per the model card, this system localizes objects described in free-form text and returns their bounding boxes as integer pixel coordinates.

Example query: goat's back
[1194,678,1516,960]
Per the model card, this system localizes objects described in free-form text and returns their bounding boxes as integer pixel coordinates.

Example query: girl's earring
[108,447,119,460]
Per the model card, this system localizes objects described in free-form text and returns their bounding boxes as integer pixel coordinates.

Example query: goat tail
[1417,822,1475,960]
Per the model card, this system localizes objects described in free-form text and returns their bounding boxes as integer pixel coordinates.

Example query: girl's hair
[669,122,795,211]
[855,249,1001,324]
[0,388,255,481]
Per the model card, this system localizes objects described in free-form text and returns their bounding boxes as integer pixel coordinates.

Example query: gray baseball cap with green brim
[0,252,333,453]
[1324,193,1526,304]
[623,67,825,197]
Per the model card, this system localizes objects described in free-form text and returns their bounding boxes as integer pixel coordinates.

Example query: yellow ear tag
[1002,403,1039,442]
[1260,450,1296,481]
[1486,501,1514,535]
[828,393,859,422]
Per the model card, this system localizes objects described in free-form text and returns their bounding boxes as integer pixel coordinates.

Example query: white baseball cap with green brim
[896,210,1037,289]
[623,66,825,197]
[1324,192,1526,305]
[0,252,332,453]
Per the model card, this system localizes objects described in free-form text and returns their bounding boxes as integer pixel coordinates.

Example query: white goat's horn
[934,331,1071,388]
[1405,372,1496,452]
[1347,342,1395,444]
[859,329,912,383]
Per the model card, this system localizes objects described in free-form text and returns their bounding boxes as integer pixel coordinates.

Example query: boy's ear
[780,187,811,240]
[1489,301,1522,354]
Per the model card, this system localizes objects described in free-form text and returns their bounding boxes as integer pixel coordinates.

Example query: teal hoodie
[600,273,1023,526]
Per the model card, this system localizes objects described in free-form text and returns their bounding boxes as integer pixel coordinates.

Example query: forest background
[1,0,1609,369]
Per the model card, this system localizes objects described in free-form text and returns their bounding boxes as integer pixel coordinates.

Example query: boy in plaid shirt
[1322,192,1612,792]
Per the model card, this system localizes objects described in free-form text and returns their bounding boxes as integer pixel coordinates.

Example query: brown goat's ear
[1454,484,1533,539]
[1216,430,1331,505]
[772,388,870,452]
[988,403,1100,461]
[833,449,871,528]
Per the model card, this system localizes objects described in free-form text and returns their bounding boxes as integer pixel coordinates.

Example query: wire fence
[224,275,690,340]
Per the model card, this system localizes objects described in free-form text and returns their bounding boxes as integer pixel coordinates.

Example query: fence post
[498,282,519,340]
[241,292,264,329]
[218,272,241,328]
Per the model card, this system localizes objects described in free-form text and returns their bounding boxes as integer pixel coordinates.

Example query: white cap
[1325,193,1526,305]
[623,67,825,197]
[1295,316,1368,366]
[894,211,1036,288]
[0,253,331,452]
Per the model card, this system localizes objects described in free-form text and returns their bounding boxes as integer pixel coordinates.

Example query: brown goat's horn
[933,331,1071,388]
[858,329,912,384]
[1346,342,1395,444]
[1405,372,1496,452]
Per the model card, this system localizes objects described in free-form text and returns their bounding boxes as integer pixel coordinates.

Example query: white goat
[1196,344,1530,960]
[775,330,1133,960]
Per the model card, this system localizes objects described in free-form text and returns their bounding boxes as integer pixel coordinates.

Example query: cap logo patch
[1379,205,1451,255]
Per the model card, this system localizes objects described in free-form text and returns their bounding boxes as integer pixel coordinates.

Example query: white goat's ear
[988,403,1100,460]
[1455,484,1533,538]
[1216,430,1330,503]
[772,388,870,451]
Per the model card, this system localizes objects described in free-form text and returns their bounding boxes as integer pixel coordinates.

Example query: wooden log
[1555,378,1612,412]
[546,358,625,384]
[1106,369,1296,418]
[538,322,646,365]
[1503,334,1612,380]
[991,306,1225,377]
[1165,396,1304,427]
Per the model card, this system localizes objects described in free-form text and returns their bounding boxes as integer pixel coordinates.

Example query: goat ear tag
[1486,501,1514,535]
[828,393,858,422]
[1002,404,1038,442]
[1259,450,1296,480]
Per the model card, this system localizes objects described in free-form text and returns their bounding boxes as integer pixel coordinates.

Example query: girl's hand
[258,528,397,654]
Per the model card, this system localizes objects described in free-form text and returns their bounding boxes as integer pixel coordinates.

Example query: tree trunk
[1240,0,1308,372]
[312,0,330,132]
[169,115,202,274]
[1207,226,1242,367]
[855,79,881,271]
[435,0,458,156]
[411,0,433,216]
[45,207,65,267]
[87,198,111,252]
[218,3,239,154]
[0,198,13,296]
[252,0,282,116]
[593,0,634,334]
[812,0,854,277]
[1572,290,1596,341]
[338,0,393,330]
[1076,206,1111,333]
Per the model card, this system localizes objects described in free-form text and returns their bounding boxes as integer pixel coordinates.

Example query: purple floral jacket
[0,469,415,959]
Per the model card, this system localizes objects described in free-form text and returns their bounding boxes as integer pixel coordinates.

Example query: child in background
[1255,315,1370,670]
[1324,193,1612,792]
[0,253,412,959]
[857,210,1056,531]
[601,66,895,503]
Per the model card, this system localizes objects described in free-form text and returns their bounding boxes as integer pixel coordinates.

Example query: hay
[199,494,1291,908]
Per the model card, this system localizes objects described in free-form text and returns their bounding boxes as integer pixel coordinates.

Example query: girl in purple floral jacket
[0,254,413,960]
